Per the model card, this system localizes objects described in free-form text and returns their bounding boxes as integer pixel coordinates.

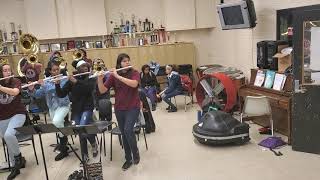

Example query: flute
[21,74,63,89]
[158,88,167,96]
[89,66,132,79]
[50,71,92,82]
[0,75,14,81]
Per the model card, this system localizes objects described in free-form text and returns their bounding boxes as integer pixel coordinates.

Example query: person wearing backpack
[140,64,159,111]
[157,65,182,112]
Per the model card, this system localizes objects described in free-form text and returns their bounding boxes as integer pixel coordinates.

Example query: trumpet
[50,71,92,82]
[0,75,14,81]
[21,74,63,89]
[89,66,132,79]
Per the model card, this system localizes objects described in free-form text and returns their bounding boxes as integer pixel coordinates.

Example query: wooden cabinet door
[24,0,59,39]
[195,0,217,29]
[71,0,107,37]
[163,0,196,31]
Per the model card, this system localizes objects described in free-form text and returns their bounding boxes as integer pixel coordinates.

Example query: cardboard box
[273,52,292,73]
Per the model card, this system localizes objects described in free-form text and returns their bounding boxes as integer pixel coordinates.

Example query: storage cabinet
[71,0,107,37]
[195,0,217,28]
[24,0,107,39]
[163,0,196,31]
[24,0,59,39]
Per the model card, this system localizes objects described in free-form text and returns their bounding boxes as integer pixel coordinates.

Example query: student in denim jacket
[28,60,70,161]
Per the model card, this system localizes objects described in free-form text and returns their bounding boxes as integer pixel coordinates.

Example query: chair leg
[6,143,10,169]
[32,137,39,165]
[96,135,100,145]
[271,118,274,136]
[56,133,59,144]
[3,139,7,162]
[71,135,75,145]
[174,97,177,107]
[240,113,243,123]
[103,132,106,157]
[110,134,113,161]
[118,135,123,149]
[44,113,47,124]
[142,128,148,150]
[184,95,187,112]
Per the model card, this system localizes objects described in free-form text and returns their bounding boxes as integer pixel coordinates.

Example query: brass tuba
[18,33,39,55]
[72,49,85,61]
[0,57,9,65]
[93,58,105,72]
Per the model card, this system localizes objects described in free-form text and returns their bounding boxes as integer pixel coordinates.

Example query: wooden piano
[238,69,293,143]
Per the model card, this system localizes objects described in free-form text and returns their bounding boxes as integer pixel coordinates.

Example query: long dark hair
[141,64,150,73]
[116,53,132,76]
[44,59,65,77]
[0,63,13,86]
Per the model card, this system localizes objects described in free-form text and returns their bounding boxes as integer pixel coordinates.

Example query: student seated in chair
[0,63,27,180]
[140,64,159,111]
[157,65,182,112]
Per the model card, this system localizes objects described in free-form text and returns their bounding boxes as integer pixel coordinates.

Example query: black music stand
[15,124,59,180]
[59,125,101,179]
[16,124,101,180]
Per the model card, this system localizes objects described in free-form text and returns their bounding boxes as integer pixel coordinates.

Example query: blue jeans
[161,89,182,108]
[72,110,96,157]
[0,114,26,165]
[143,87,157,105]
[115,108,140,161]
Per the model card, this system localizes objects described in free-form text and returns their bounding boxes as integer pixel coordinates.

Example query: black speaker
[257,41,269,69]
[257,40,288,70]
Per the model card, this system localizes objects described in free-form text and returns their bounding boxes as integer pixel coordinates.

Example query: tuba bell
[17,57,27,77]
[18,33,39,55]
[73,49,85,61]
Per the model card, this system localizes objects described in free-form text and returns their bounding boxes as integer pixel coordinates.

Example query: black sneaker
[165,106,171,110]
[55,150,69,161]
[133,153,140,165]
[122,161,132,171]
[168,107,177,113]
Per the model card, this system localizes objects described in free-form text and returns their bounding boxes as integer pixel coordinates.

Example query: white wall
[0,0,27,34]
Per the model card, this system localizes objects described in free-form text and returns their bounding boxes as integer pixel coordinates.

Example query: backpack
[180,74,193,93]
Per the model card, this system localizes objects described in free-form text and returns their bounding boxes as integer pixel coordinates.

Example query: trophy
[1,24,8,42]
[125,20,130,33]
[18,24,22,36]
[138,19,142,32]
[143,18,151,32]
[120,13,126,33]
[10,22,18,41]
[131,14,137,33]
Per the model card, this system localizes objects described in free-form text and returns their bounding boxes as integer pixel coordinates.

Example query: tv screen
[217,0,257,30]
[221,6,244,25]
